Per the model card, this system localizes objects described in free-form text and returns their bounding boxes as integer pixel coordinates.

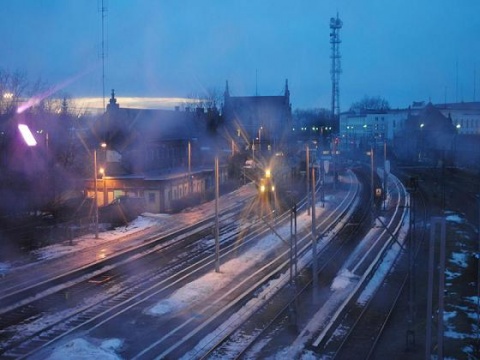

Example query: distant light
[18,124,37,146]
[456,124,461,129]
[420,123,425,128]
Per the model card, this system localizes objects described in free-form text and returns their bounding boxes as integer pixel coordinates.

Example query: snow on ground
[330,269,356,291]
[32,216,164,261]
[449,251,469,268]
[45,338,123,360]
[146,231,285,316]
[0,262,10,277]
[147,205,320,317]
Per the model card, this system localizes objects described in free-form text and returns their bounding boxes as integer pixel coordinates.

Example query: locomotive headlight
[260,184,266,193]
[271,185,275,192]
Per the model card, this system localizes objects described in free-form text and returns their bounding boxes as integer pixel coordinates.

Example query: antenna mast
[474,62,477,102]
[99,0,108,111]
[330,13,342,128]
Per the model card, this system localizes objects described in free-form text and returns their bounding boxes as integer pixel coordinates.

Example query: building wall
[85,166,229,214]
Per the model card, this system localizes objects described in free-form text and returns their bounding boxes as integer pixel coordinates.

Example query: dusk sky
[1,1,479,111]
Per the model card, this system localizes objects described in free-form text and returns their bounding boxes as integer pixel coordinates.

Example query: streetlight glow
[18,124,37,146]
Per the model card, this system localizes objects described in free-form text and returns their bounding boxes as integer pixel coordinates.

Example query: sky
[1,1,480,111]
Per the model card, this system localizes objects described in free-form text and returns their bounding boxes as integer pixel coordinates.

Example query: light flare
[16,64,99,114]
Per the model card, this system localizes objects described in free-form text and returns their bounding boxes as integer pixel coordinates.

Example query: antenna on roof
[255,69,258,96]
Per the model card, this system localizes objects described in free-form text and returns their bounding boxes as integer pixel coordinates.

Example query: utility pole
[370,146,375,226]
[476,195,480,357]
[426,217,446,359]
[406,176,417,350]
[188,141,192,193]
[383,141,388,211]
[214,156,220,273]
[306,145,310,215]
[312,167,318,303]
[94,149,99,239]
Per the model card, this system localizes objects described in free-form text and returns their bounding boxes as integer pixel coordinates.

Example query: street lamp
[18,124,37,147]
[454,124,461,167]
[94,142,107,239]
[419,123,425,162]
[367,147,375,227]
[258,126,263,152]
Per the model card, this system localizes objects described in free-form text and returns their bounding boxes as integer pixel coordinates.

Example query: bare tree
[186,87,222,110]
[349,95,390,113]
[0,69,29,116]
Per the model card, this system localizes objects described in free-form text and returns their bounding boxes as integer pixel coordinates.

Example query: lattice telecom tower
[330,13,343,125]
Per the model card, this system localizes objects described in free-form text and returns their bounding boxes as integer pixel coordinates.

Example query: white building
[435,102,480,135]
[339,101,480,149]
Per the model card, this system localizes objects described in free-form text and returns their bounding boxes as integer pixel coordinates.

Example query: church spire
[284,79,290,102]
[107,89,119,111]
[224,80,230,98]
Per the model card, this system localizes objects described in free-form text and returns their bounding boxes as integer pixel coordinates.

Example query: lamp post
[454,124,461,167]
[188,141,192,193]
[311,167,318,303]
[214,156,220,272]
[252,142,255,165]
[306,145,310,215]
[369,146,375,227]
[94,149,99,239]
[258,126,263,152]
[419,123,424,162]
[383,140,388,211]
[94,142,107,239]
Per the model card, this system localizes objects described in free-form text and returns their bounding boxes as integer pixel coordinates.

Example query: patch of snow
[331,269,355,291]
[32,216,161,261]
[445,269,461,280]
[357,241,404,306]
[445,213,464,224]
[443,310,457,321]
[0,262,10,276]
[450,251,469,268]
[45,338,123,360]
[147,233,284,316]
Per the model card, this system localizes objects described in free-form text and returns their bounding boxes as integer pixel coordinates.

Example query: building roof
[114,107,200,141]
[435,101,480,112]
[100,91,212,151]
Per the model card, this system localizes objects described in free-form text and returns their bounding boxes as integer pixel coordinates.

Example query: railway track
[295,167,431,360]
[128,170,360,359]
[195,167,408,360]
[0,195,260,357]
[144,170,362,359]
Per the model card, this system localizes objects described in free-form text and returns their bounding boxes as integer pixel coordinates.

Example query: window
[148,193,156,203]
